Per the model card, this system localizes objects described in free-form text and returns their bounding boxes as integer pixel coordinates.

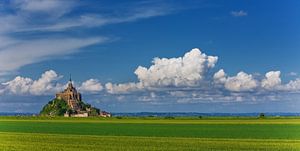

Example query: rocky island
[40,77,110,117]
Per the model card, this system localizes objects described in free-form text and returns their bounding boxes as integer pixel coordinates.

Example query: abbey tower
[55,77,82,111]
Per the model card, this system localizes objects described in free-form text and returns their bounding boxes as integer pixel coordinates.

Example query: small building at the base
[100,111,111,117]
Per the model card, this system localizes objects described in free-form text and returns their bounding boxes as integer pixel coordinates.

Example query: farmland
[1,117,300,150]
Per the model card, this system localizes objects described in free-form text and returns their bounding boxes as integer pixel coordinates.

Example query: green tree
[259,113,265,118]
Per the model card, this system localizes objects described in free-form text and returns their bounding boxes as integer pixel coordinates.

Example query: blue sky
[0,0,300,113]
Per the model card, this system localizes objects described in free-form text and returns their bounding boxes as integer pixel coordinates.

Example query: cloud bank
[103,48,300,104]
[1,70,103,95]
[1,48,300,106]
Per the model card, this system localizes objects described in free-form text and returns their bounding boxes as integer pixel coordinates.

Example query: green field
[1,117,300,151]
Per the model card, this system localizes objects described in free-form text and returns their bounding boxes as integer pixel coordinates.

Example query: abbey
[56,79,82,111]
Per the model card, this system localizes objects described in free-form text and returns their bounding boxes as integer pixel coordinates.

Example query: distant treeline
[1,112,300,117]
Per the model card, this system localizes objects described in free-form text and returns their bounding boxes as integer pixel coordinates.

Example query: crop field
[1,117,300,151]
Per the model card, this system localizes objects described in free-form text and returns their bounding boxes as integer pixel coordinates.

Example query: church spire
[69,74,72,83]
[68,74,73,88]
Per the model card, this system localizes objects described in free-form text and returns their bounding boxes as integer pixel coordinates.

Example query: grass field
[1,117,300,150]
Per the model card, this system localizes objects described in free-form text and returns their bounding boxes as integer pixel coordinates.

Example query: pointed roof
[67,74,74,89]
[69,74,72,83]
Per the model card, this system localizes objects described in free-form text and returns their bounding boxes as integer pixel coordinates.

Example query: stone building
[56,77,82,111]
[100,111,111,117]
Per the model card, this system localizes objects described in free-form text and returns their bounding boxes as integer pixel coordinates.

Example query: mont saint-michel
[40,78,110,117]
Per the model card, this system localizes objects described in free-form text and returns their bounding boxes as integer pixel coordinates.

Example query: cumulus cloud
[2,47,300,106]
[1,70,63,95]
[135,48,217,87]
[261,71,281,89]
[231,10,248,17]
[213,69,227,84]
[105,48,218,93]
[282,79,300,91]
[105,82,144,94]
[105,48,300,97]
[214,70,258,92]
[101,47,300,105]
[2,76,33,95]
[79,79,103,93]
[1,70,103,95]
[259,71,300,92]
[224,72,258,92]
[30,70,63,95]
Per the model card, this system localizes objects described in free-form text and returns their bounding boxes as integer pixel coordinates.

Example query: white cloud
[105,82,144,94]
[213,69,227,84]
[2,76,33,95]
[30,70,62,95]
[1,70,103,95]
[2,46,299,105]
[282,79,300,91]
[79,79,103,93]
[134,48,218,87]
[224,72,258,92]
[105,48,218,94]
[102,47,300,105]
[214,70,258,92]
[261,71,281,89]
[1,70,63,95]
[259,71,300,92]
[231,10,248,17]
